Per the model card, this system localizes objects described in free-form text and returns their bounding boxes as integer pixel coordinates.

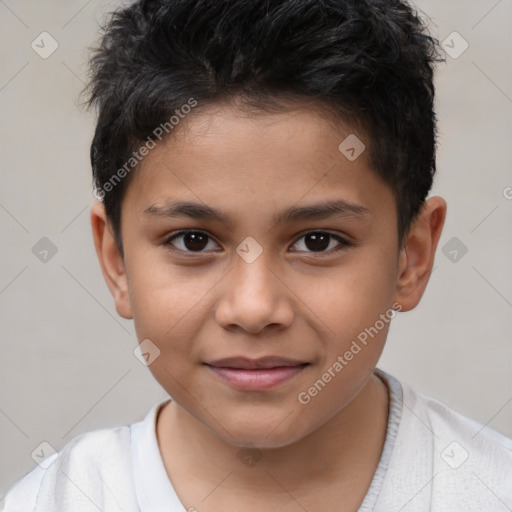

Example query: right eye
[163,230,221,253]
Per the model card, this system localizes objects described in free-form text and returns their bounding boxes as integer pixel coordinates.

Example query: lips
[205,356,309,390]
[206,356,308,370]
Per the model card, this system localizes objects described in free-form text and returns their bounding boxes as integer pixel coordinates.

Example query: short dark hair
[85,0,444,255]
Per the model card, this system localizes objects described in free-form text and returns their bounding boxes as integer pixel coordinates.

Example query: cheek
[300,253,398,343]
[127,249,212,327]
[128,269,211,396]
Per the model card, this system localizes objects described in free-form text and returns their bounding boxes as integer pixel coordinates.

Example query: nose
[214,252,295,334]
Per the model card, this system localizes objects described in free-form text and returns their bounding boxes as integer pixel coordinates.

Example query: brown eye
[165,231,219,252]
[291,231,349,254]
[304,232,330,251]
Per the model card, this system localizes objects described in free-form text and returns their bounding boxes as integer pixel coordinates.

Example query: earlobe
[394,197,447,312]
[90,202,133,319]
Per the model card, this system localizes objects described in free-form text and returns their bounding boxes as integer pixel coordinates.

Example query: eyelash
[163,230,351,256]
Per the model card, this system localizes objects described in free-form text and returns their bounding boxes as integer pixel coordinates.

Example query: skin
[91,102,446,511]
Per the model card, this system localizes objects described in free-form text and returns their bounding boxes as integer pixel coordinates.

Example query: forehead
[122,103,393,225]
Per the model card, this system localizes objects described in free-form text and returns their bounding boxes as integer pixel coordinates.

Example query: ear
[90,202,133,319]
[394,196,447,312]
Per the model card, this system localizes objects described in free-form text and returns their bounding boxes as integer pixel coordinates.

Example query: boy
[3,0,512,510]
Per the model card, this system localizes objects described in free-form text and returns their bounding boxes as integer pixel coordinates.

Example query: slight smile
[204,357,310,391]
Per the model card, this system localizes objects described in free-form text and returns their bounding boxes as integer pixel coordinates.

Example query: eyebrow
[143,199,370,227]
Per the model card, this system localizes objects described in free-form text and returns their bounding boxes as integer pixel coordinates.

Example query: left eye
[291,231,348,253]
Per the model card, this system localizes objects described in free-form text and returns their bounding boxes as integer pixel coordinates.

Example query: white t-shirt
[2,368,512,512]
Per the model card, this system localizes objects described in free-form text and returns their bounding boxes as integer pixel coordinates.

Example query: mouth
[204,357,310,391]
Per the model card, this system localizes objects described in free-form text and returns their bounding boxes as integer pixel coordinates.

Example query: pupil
[305,232,329,252]
[184,232,208,251]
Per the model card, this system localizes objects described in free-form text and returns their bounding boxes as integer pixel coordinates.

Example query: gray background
[1,0,511,500]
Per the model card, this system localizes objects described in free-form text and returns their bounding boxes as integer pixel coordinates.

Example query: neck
[156,373,389,506]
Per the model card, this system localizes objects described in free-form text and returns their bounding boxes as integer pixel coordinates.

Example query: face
[103,104,406,448]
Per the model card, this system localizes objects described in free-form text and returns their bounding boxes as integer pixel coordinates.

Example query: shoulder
[2,424,138,512]
[374,369,512,511]
[420,389,512,453]
[379,368,512,458]
[1,459,50,512]
[403,377,512,509]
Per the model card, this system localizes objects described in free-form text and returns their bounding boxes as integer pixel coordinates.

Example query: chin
[214,416,308,450]
[228,433,303,451]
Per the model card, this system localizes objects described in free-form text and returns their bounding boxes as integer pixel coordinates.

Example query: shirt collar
[130,398,187,512]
